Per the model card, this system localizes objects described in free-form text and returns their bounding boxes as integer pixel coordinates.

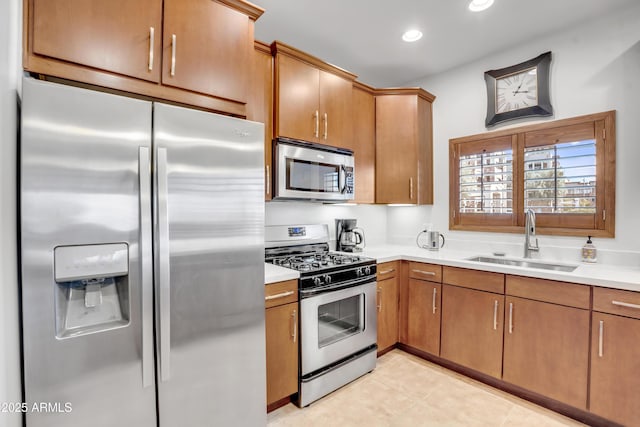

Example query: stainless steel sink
[465,256,578,272]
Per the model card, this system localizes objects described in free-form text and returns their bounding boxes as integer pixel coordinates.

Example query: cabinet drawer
[593,287,640,320]
[506,275,590,309]
[443,266,503,294]
[265,279,298,308]
[377,261,398,281]
[408,262,442,282]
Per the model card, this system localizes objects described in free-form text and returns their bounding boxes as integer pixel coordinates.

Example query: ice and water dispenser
[53,243,130,338]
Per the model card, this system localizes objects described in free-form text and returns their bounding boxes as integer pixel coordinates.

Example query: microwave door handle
[339,165,347,194]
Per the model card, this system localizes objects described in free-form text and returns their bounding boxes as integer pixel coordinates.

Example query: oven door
[275,140,354,201]
[300,281,377,376]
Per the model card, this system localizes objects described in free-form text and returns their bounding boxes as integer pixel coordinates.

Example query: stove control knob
[356,268,363,277]
[364,266,371,275]
[323,275,332,284]
[313,277,322,286]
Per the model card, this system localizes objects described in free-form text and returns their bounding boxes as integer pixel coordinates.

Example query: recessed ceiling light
[402,29,423,42]
[468,0,494,12]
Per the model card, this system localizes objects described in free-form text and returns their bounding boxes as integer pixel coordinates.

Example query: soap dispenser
[581,236,597,263]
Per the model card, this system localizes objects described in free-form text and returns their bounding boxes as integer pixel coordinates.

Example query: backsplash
[265,201,388,250]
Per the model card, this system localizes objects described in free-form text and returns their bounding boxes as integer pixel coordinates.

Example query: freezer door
[20,78,156,426]
[153,103,266,426]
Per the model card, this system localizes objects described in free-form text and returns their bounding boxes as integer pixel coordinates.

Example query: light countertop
[359,244,640,292]
[264,262,299,284]
[264,244,640,292]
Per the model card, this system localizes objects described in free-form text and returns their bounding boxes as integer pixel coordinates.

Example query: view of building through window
[459,149,513,214]
[524,139,596,214]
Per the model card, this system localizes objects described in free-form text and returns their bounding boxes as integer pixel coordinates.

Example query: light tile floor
[267,349,586,427]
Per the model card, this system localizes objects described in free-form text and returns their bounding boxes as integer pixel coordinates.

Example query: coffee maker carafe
[335,219,366,252]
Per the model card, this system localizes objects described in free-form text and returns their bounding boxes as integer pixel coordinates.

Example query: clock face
[495,67,538,113]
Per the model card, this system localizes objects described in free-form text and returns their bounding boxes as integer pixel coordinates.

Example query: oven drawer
[300,281,377,376]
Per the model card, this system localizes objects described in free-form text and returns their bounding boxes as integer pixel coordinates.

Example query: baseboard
[266,395,293,413]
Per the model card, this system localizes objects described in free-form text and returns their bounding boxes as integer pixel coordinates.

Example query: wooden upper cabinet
[349,82,376,204]
[31,0,163,82]
[247,41,274,200]
[319,70,353,146]
[162,0,250,103]
[25,0,264,116]
[272,41,356,147]
[274,53,320,142]
[375,89,435,204]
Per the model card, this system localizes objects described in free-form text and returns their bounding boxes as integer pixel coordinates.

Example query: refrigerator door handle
[139,147,154,388]
[157,147,171,381]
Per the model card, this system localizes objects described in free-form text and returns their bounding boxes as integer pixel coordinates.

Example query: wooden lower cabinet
[376,273,398,353]
[265,280,298,406]
[590,311,640,425]
[405,279,441,355]
[440,284,504,378]
[502,296,590,409]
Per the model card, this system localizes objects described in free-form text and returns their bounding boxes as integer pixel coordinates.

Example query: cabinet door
[32,0,162,82]
[162,0,250,103]
[590,312,640,425]
[265,302,298,405]
[275,55,320,142]
[503,296,589,409]
[441,285,504,378]
[319,70,353,147]
[377,276,398,353]
[350,86,375,203]
[406,280,441,355]
[375,95,418,204]
[247,44,274,200]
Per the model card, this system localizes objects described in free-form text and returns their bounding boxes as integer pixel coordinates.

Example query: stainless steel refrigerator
[19,77,266,427]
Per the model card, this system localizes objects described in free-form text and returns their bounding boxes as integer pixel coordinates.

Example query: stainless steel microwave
[273,138,354,202]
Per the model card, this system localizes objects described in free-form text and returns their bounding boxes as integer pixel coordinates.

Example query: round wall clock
[484,51,553,127]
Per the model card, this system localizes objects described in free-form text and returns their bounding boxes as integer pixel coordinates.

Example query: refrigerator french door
[20,77,266,427]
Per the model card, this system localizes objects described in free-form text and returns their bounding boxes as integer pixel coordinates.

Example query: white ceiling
[252,0,638,87]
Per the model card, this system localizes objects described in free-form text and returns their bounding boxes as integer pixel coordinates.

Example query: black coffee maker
[335,218,366,252]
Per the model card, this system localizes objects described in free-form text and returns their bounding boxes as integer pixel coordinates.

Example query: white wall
[266,202,387,249]
[0,0,22,425]
[389,2,640,264]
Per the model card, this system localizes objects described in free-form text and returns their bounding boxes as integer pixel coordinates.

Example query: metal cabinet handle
[378,269,395,275]
[264,290,294,301]
[493,300,498,330]
[170,34,176,76]
[291,309,297,343]
[412,269,436,276]
[612,300,640,310]
[409,177,414,200]
[266,165,270,196]
[377,287,382,312]
[323,112,328,140]
[432,287,437,314]
[598,320,604,357]
[314,110,319,138]
[508,302,513,334]
[157,148,171,381]
[148,27,155,71]
[138,147,153,388]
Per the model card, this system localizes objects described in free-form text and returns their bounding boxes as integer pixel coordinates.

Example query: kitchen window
[449,111,615,237]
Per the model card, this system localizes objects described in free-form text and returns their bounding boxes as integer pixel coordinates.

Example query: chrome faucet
[524,209,539,258]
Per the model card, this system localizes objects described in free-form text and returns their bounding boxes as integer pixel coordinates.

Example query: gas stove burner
[268,251,372,274]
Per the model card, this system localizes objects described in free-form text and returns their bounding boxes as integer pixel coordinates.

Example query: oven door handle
[300,276,375,297]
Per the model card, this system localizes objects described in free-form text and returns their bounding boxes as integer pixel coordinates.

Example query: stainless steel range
[266,224,377,407]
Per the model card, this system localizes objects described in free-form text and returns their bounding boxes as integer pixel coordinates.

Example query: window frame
[449,111,615,237]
